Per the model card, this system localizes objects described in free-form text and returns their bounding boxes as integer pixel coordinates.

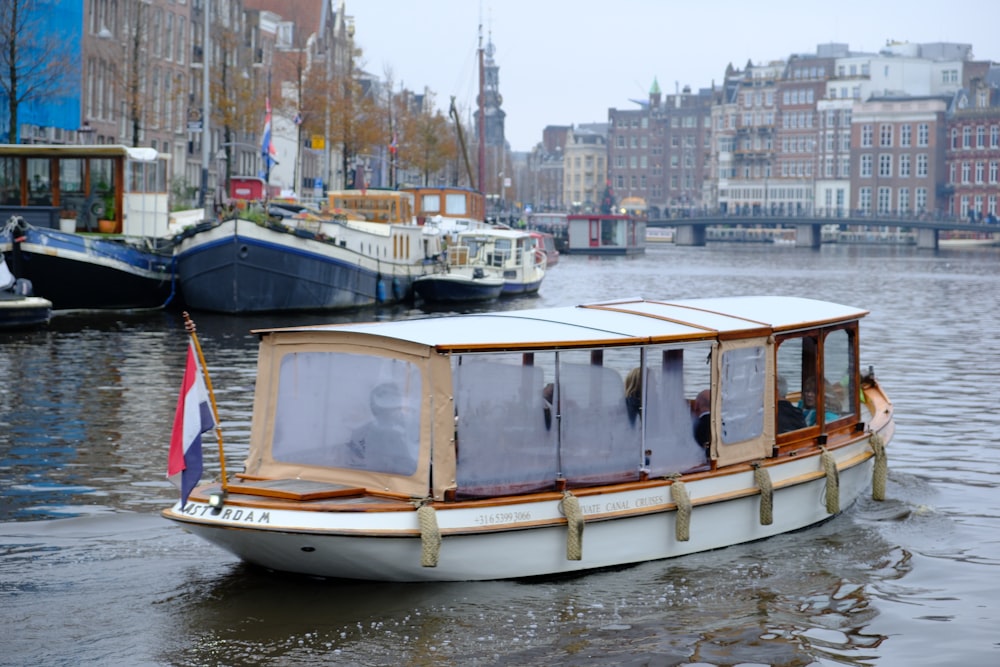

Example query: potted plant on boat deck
[98,195,118,233]
[58,209,78,233]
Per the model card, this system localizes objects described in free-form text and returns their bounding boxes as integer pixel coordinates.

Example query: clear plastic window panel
[271,351,422,476]
[643,345,712,475]
[719,345,766,445]
[452,353,558,497]
[557,349,642,485]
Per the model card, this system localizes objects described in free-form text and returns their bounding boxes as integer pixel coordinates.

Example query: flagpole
[182,311,228,492]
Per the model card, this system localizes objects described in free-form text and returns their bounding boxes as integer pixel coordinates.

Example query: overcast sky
[345,0,998,152]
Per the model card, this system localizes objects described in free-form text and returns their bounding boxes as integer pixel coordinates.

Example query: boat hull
[175,219,428,313]
[164,434,882,582]
[412,272,504,303]
[2,227,175,310]
[500,277,543,296]
[0,294,52,329]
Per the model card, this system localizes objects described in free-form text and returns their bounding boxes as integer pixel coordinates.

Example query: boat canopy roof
[0,143,161,162]
[255,296,868,352]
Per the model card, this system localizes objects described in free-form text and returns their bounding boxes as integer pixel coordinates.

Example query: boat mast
[477,23,486,195]
[451,97,476,191]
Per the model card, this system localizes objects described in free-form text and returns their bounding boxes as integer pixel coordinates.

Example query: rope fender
[870,432,888,501]
[415,501,441,568]
[753,463,774,526]
[820,447,840,514]
[670,478,691,542]
[560,491,584,561]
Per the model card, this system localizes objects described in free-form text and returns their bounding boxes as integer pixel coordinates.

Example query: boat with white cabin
[164,295,894,582]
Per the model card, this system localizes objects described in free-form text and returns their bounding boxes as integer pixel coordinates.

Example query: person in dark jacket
[693,389,711,450]
[777,375,806,433]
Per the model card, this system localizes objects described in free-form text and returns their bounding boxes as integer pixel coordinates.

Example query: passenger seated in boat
[624,367,642,424]
[798,378,839,427]
[777,375,806,433]
[542,382,554,430]
[693,389,711,450]
[345,382,419,476]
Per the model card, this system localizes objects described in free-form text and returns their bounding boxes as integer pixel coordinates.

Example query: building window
[975,162,984,184]
[951,128,959,149]
[880,124,893,147]
[916,188,927,212]
[878,187,891,214]
[977,126,986,149]
[899,187,910,213]
[859,187,871,213]
[917,124,929,147]
[900,124,912,147]
[861,124,873,148]
[899,154,911,178]
[961,162,970,184]
[991,126,999,149]
[962,127,972,149]
[860,154,872,177]
[879,154,892,178]
[916,154,928,177]
[990,161,999,184]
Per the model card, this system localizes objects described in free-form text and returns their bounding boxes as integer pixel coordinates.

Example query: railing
[648,208,1000,233]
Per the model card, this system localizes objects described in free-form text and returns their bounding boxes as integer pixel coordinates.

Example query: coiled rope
[560,491,584,561]
[753,463,774,526]
[820,447,840,514]
[670,477,691,542]
[415,501,441,568]
[870,432,888,501]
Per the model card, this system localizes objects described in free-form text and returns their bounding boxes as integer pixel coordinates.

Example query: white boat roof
[257,296,868,352]
[458,228,529,240]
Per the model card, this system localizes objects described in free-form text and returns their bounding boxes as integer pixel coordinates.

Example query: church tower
[478,35,507,148]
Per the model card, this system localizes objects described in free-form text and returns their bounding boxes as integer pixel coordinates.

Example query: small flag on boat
[260,97,277,174]
[167,340,216,509]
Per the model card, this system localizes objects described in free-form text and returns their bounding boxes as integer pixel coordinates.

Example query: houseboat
[173,190,443,313]
[164,295,893,582]
[0,145,180,310]
[565,213,645,255]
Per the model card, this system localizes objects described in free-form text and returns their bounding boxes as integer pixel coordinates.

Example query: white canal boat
[163,296,894,581]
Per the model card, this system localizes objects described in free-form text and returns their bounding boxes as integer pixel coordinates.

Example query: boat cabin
[0,144,170,236]
[327,190,415,224]
[566,213,646,254]
[242,297,866,502]
[405,186,486,227]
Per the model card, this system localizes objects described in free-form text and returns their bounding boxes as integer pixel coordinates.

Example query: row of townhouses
[525,41,1000,222]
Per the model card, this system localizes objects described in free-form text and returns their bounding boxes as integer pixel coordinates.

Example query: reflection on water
[2,243,1000,665]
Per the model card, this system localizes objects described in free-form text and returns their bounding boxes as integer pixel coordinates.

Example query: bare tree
[0,0,74,143]
[395,92,457,187]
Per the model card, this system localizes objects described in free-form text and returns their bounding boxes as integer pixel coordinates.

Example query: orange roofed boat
[164,296,894,581]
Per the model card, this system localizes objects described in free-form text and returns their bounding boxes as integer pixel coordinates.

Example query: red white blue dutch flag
[167,340,216,509]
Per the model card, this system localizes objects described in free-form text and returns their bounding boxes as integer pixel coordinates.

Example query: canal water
[2,241,999,666]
